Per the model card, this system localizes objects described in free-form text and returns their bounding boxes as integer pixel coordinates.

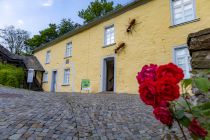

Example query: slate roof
[0,45,45,71]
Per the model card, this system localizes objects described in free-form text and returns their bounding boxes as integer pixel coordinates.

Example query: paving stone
[8,133,22,140]
[0,87,192,139]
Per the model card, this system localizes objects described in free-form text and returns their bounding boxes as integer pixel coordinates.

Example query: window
[65,42,72,57]
[174,47,191,79]
[46,51,50,64]
[171,0,196,25]
[104,25,115,46]
[63,69,70,85]
[43,72,48,82]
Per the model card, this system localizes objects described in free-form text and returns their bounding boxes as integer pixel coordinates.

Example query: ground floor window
[63,69,70,85]
[43,72,48,82]
[174,46,191,79]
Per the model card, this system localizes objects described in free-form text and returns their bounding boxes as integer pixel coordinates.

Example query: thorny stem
[172,104,188,140]
[175,117,188,140]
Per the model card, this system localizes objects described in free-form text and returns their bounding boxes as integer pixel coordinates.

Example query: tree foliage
[26,18,80,50]
[0,26,30,55]
[78,0,122,23]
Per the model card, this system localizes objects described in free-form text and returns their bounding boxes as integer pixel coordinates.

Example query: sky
[0,0,132,36]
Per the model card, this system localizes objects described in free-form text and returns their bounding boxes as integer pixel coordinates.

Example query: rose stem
[173,104,187,140]
[175,118,188,140]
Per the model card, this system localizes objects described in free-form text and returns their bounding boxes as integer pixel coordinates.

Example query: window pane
[172,0,195,25]
[174,47,191,79]
[105,26,114,46]
[173,0,182,6]
[64,69,70,84]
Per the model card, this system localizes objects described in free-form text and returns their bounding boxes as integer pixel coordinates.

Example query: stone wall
[188,28,210,69]
[187,28,210,103]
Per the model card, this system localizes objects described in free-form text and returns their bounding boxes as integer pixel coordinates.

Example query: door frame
[100,54,116,92]
[51,70,57,92]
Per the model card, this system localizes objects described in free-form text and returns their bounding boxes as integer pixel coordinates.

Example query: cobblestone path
[0,87,182,140]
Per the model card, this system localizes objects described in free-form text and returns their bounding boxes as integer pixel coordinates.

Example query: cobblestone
[0,87,188,139]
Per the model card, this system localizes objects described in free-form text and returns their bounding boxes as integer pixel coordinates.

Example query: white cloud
[42,0,54,7]
[17,19,24,27]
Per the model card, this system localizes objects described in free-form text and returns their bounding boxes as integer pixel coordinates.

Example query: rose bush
[136,63,209,140]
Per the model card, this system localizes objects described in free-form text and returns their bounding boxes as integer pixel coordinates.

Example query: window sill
[62,84,70,86]
[169,18,200,28]
[42,81,48,83]
[103,43,116,48]
[64,56,72,59]
[45,62,50,65]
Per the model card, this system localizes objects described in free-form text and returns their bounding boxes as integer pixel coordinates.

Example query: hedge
[0,64,24,88]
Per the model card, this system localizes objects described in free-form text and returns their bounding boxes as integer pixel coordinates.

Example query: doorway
[51,70,57,92]
[102,57,115,92]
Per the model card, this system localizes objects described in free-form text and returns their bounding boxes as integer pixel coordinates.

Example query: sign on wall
[27,69,34,83]
[81,79,90,91]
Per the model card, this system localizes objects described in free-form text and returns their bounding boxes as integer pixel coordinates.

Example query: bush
[0,64,25,88]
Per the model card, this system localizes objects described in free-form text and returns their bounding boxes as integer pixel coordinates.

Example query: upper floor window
[63,69,70,85]
[46,50,50,64]
[65,42,72,57]
[171,0,196,25]
[174,46,191,79]
[104,25,115,46]
[43,72,48,82]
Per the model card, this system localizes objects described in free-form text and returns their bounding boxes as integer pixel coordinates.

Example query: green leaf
[194,78,210,93]
[178,116,191,127]
[182,79,192,89]
[175,110,185,119]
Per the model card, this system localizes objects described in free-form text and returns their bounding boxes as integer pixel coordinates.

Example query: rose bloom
[188,119,208,138]
[157,63,184,83]
[136,64,158,84]
[139,79,157,107]
[153,107,173,126]
[157,77,180,101]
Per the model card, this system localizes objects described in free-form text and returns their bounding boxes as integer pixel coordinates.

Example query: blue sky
[0,0,132,36]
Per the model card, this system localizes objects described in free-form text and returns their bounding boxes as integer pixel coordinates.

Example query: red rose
[157,77,180,101]
[153,107,173,126]
[188,119,208,138]
[136,64,158,84]
[157,63,184,83]
[139,79,157,107]
[155,98,170,108]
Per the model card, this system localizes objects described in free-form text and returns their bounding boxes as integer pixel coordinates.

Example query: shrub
[0,64,25,88]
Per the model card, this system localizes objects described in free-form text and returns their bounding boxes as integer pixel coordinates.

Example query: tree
[58,18,81,36]
[0,26,30,55]
[78,0,122,23]
[26,18,80,50]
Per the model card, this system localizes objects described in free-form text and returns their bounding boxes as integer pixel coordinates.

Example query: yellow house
[34,0,210,93]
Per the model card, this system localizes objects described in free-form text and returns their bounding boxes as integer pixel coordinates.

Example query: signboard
[27,69,34,83]
[81,79,90,91]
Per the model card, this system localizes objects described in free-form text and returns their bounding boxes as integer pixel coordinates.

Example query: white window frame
[173,45,191,79]
[65,42,72,57]
[170,0,196,25]
[104,25,115,46]
[45,50,50,64]
[63,69,70,85]
[43,72,48,82]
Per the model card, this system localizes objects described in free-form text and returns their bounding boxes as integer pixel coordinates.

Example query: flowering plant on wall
[136,63,210,140]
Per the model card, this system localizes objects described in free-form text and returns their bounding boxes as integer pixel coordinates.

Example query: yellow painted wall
[34,0,210,93]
